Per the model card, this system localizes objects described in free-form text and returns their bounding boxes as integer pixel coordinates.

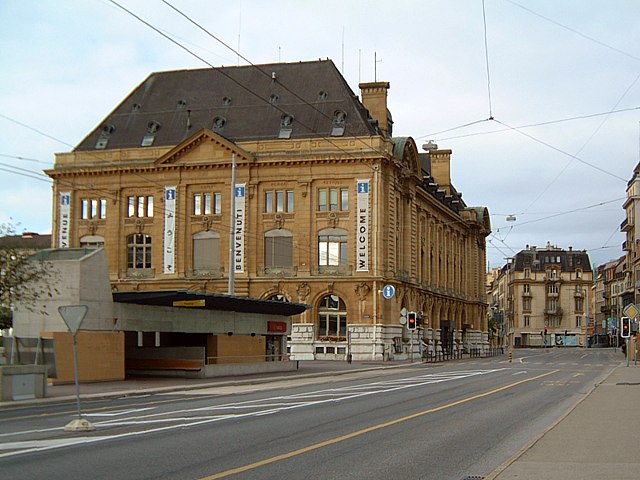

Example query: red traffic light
[621,317,631,338]
[407,311,417,331]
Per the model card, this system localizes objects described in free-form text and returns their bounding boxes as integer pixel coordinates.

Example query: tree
[0,222,57,330]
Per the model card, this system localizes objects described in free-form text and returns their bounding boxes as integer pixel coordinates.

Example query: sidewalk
[487,363,640,480]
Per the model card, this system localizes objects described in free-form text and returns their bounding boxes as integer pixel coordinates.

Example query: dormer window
[330,110,347,137]
[212,116,226,133]
[95,124,115,150]
[278,113,293,139]
[141,121,161,147]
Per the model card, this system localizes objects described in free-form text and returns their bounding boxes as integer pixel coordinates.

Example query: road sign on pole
[58,305,95,432]
[623,304,639,319]
[58,305,88,335]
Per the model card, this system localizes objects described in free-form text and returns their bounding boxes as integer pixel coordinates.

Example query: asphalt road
[0,348,621,480]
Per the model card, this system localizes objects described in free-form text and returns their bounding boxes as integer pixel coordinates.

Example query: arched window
[265,229,293,267]
[80,235,105,248]
[317,294,347,338]
[318,228,348,266]
[192,231,220,272]
[127,234,152,269]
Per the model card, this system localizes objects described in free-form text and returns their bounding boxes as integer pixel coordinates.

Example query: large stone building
[490,243,593,347]
[46,60,490,361]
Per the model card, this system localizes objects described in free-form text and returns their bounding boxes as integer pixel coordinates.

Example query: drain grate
[461,476,484,480]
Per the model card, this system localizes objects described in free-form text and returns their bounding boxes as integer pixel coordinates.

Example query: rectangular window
[523,284,530,293]
[523,297,531,311]
[265,191,273,213]
[318,188,348,212]
[329,188,338,211]
[276,191,285,212]
[203,193,211,215]
[81,199,90,219]
[287,190,294,212]
[318,189,327,211]
[576,316,582,327]
[265,189,294,213]
[524,316,530,327]
[128,196,135,217]
[193,192,221,216]
[127,196,153,218]
[81,197,107,219]
[341,188,349,210]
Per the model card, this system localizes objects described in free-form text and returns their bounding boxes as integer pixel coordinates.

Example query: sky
[1,0,639,271]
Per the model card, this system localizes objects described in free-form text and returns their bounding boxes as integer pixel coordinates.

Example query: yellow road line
[200,369,559,479]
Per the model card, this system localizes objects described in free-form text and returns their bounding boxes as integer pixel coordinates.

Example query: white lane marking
[84,407,156,418]
[0,368,508,458]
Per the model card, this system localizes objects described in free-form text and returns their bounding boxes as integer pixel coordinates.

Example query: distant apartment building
[621,162,640,309]
[490,243,593,347]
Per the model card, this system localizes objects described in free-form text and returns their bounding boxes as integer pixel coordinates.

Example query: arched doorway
[315,294,348,359]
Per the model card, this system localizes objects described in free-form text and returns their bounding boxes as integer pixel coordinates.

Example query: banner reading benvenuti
[234,184,246,273]
[58,192,71,248]
[356,179,370,272]
[164,186,177,274]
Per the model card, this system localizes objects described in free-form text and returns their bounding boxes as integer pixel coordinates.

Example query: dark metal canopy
[113,290,310,316]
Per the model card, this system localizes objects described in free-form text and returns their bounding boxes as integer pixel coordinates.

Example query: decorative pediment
[392,137,422,177]
[154,128,255,166]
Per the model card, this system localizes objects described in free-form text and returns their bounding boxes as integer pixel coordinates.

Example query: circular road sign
[382,285,395,299]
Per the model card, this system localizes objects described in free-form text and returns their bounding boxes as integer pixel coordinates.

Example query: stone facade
[46,60,490,361]
[490,244,593,347]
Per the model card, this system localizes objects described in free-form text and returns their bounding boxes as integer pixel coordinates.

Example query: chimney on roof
[359,81,391,137]
[423,143,452,193]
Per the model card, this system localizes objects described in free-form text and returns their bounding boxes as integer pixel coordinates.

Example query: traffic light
[621,317,631,338]
[407,311,417,331]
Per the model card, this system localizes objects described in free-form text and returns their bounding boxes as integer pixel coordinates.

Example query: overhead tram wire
[519,70,640,216]
[158,0,434,174]
[428,106,640,142]
[505,0,640,64]
[108,0,387,172]
[0,153,53,166]
[105,1,493,256]
[492,119,627,183]
[481,0,494,120]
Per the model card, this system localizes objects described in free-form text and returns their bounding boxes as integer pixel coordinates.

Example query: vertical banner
[356,179,370,272]
[59,192,71,248]
[164,186,177,274]
[234,183,246,273]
